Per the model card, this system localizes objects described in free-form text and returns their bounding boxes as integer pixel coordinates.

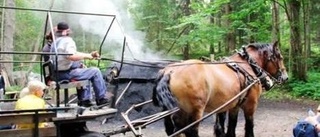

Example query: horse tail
[152,71,177,110]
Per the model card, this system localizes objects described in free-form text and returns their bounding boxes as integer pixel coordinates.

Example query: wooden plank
[4,90,19,95]
[53,108,117,121]
[4,90,19,99]
[0,112,56,125]
[0,126,56,137]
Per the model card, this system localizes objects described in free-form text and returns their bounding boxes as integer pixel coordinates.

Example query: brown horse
[152,42,288,137]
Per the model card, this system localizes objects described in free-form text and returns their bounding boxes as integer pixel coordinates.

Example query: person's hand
[315,124,320,132]
[305,115,320,132]
[80,63,87,68]
[90,51,100,59]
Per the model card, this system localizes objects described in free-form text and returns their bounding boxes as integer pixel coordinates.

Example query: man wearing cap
[50,22,110,107]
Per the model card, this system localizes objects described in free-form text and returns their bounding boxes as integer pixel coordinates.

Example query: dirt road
[88,97,319,137]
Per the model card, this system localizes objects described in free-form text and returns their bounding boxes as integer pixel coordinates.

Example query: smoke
[55,0,164,61]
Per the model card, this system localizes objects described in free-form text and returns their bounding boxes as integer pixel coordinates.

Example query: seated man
[293,106,320,137]
[49,22,111,107]
[15,80,48,129]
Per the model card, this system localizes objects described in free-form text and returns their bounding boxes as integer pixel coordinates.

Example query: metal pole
[97,17,115,67]
[0,51,71,55]
[40,13,50,82]
[115,80,132,106]
[0,60,44,63]
[47,12,61,107]
[0,6,116,17]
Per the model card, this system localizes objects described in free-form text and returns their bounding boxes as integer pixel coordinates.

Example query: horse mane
[247,43,271,51]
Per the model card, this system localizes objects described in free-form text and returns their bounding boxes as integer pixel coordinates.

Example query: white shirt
[50,36,77,71]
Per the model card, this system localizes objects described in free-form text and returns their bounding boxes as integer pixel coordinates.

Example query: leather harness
[226,46,271,106]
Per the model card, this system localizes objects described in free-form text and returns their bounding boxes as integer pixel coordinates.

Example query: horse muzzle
[276,71,289,84]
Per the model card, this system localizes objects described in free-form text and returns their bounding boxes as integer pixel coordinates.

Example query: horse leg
[243,111,254,137]
[168,109,202,137]
[214,112,226,137]
[226,107,240,137]
[164,115,175,135]
[183,110,203,137]
[167,110,188,137]
[242,86,261,137]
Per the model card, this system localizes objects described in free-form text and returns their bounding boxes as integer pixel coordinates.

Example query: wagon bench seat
[0,126,56,137]
[0,112,56,137]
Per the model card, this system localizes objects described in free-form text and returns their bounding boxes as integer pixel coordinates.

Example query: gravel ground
[87,97,319,137]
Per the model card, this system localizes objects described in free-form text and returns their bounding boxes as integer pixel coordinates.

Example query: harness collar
[238,46,274,90]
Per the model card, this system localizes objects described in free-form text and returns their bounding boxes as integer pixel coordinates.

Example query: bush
[289,72,320,100]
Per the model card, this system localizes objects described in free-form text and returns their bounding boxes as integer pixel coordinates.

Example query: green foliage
[11,1,46,72]
[130,0,179,53]
[262,86,294,101]
[288,72,320,100]
[133,0,273,57]
[5,85,23,92]
[84,59,110,71]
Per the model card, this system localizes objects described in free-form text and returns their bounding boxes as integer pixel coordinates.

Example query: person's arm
[67,51,100,61]
[67,52,93,61]
[305,116,320,133]
[64,39,99,61]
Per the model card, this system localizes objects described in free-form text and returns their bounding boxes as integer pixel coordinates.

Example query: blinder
[265,48,284,84]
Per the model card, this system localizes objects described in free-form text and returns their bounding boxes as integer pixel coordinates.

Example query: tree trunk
[271,1,280,45]
[215,10,222,53]
[302,0,310,73]
[287,0,307,81]
[181,0,191,59]
[2,0,15,85]
[209,12,214,54]
[223,3,236,53]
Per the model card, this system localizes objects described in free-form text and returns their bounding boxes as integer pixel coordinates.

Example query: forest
[0,0,319,99]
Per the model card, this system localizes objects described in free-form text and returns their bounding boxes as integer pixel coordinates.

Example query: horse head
[246,41,288,84]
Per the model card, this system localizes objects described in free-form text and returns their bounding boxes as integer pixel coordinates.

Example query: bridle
[263,47,284,84]
[238,44,284,90]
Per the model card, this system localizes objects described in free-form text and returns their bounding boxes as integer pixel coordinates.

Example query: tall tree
[2,0,15,84]
[302,0,311,72]
[223,3,236,53]
[180,0,191,59]
[284,0,307,81]
[272,1,280,44]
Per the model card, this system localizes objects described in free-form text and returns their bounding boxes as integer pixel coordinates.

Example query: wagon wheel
[77,131,106,137]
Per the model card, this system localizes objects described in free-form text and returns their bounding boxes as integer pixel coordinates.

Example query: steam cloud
[57,0,164,61]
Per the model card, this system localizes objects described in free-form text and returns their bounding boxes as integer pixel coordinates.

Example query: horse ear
[273,41,279,49]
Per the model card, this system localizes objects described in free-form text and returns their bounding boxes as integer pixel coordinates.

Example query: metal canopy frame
[0,6,127,107]
[0,5,126,66]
